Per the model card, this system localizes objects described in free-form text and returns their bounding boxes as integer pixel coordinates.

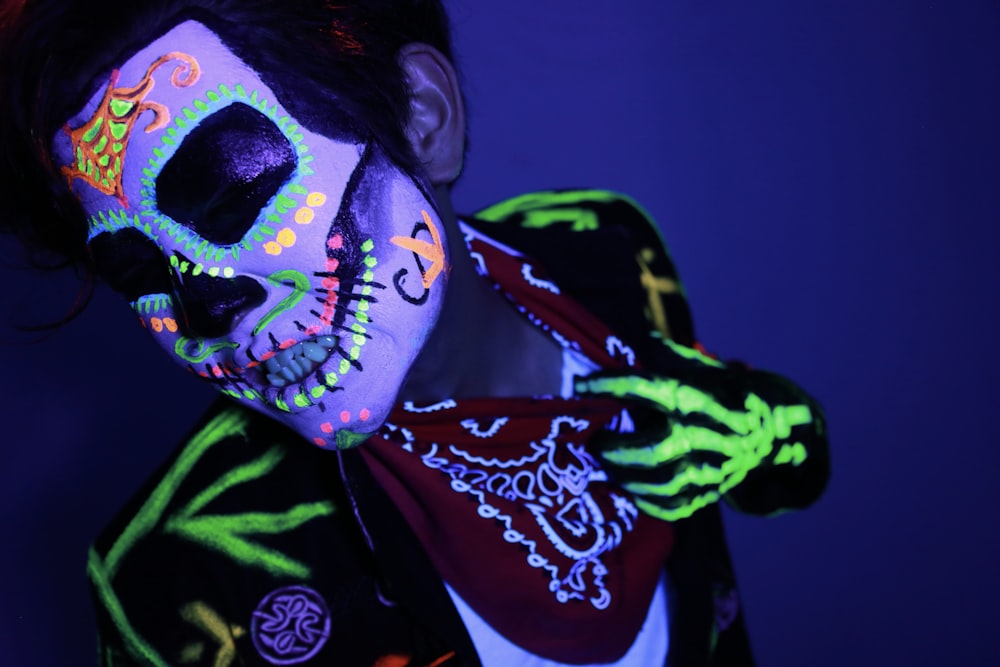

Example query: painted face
[53,21,449,449]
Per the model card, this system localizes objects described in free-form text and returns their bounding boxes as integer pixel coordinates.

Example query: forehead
[68,19,258,112]
[55,20,254,178]
[53,20,359,218]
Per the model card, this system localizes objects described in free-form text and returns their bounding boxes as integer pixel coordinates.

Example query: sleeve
[472,189,829,517]
[85,405,340,666]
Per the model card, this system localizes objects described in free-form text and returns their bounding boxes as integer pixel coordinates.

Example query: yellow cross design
[636,247,679,338]
[178,601,246,667]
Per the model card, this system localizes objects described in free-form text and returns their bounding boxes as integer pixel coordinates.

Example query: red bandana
[360,225,674,663]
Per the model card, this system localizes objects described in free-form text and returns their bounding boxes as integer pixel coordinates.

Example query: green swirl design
[174,337,239,363]
[252,270,311,336]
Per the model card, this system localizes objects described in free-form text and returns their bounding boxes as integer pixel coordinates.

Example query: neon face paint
[54,21,449,449]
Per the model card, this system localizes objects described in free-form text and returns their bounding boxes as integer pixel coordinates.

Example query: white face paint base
[54,21,449,448]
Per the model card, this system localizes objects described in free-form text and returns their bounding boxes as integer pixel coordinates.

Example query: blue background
[2,1,998,664]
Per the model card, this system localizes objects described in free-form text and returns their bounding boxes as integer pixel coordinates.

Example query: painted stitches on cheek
[63,52,200,206]
[199,182,385,416]
[229,144,391,412]
[242,232,381,414]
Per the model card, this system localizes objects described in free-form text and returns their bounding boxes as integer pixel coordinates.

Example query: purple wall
[3,1,997,664]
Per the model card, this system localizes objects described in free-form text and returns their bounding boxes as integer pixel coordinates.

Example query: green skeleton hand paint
[54,21,449,449]
[575,343,819,521]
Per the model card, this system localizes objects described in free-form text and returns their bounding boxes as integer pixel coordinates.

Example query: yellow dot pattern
[264,191,327,256]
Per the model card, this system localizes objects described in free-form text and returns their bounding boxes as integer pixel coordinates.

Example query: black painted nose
[88,228,266,337]
[173,265,267,338]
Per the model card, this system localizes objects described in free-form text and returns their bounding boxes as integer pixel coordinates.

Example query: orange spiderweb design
[60,51,201,207]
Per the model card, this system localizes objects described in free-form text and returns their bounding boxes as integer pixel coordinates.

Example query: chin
[252,355,413,449]
[246,398,387,451]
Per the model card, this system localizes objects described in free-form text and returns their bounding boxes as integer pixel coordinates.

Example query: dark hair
[0,0,454,314]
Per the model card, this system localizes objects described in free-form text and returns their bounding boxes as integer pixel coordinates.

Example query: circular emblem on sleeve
[251,585,331,664]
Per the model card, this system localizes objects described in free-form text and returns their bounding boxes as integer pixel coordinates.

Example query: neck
[399,187,563,404]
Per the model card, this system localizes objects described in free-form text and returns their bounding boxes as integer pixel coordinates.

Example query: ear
[399,43,465,185]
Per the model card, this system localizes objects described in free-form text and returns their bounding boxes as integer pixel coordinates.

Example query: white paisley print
[381,404,640,610]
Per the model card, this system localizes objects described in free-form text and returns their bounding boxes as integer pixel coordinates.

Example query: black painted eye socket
[155,103,296,245]
[89,228,173,302]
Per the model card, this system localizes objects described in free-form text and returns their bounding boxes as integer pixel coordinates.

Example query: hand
[575,363,822,521]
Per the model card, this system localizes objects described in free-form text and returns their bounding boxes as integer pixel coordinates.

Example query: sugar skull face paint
[53,21,449,449]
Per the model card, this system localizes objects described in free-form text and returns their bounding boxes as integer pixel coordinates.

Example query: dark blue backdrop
[3,1,997,664]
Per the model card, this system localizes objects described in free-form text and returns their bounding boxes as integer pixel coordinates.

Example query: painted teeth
[264,336,337,387]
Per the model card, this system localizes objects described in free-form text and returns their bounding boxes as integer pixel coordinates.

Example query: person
[0,1,829,665]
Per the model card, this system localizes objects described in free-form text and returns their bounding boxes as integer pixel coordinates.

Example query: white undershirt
[445,574,669,667]
[443,348,670,666]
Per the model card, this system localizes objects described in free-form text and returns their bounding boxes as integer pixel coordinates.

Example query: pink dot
[326,258,340,272]
[359,408,370,421]
[327,234,343,250]
[304,325,321,336]
[340,410,351,423]
[320,422,334,434]
[312,437,326,447]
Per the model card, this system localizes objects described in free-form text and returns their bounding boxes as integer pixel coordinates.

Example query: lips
[262,335,338,387]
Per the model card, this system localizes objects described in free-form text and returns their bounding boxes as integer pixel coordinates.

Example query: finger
[575,373,670,407]
[579,373,742,430]
[632,489,721,522]
[600,423,739,467]
[621,463,726,498]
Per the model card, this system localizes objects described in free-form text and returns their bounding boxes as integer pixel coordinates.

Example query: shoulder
[469,189,669,266]
[87,401,393,665]
[464,188,696,353]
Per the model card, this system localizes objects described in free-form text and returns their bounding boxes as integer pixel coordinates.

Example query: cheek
[130,299,238,379]
[135,310,182,337]
[348,171,450,309]
[384,209,448,308]
[132,305,191,369]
